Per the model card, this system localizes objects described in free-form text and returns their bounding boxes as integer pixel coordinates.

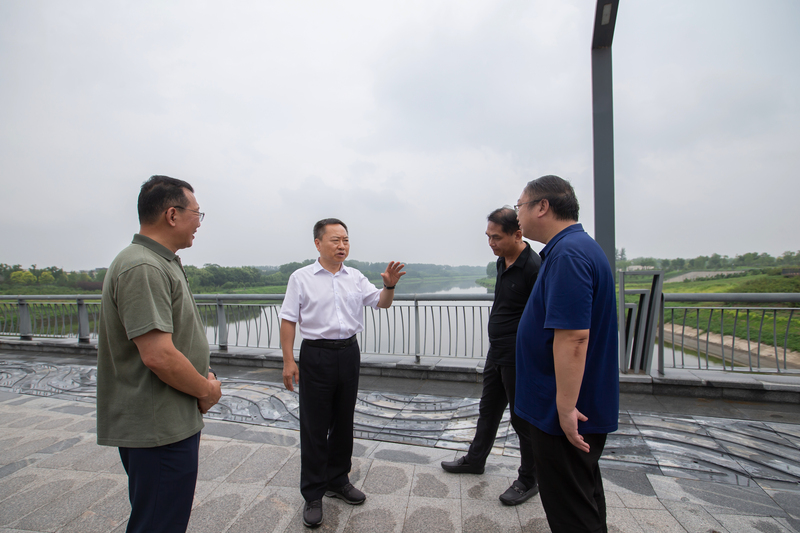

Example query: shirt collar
[501,241,532,272]
[313,258,350,275]
[132,234,177,262]
[539,223,584,261]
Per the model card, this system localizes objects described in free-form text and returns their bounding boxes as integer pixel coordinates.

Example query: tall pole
[591,1,619,271]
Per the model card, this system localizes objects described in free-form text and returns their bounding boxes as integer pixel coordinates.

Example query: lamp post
[592,0,620,271]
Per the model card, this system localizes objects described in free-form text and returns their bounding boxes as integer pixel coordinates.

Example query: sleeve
[358,272,382,309]
[116,264,174,340]
[279,272,302,322]
[542,254,593,331]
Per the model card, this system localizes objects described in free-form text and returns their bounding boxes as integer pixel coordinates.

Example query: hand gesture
[381,261,406,287]
[558,407,590,453]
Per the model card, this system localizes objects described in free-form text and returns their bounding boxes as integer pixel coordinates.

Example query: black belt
[303,335,357,350]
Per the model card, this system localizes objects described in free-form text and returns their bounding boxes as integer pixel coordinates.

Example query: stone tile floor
[1,357,799,532]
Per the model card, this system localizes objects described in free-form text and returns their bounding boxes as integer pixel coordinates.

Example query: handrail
[3,292,796,372]
[664,293,800,303]
[658,293,799,374]
[0,294,494,302]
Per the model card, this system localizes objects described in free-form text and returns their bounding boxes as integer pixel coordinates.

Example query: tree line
[185,260,485,291]
[613,249,800,272]
[0,263,107,289]
[1,260,485,292]
[5,250,797,292]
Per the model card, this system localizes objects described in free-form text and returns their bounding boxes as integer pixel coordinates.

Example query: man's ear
[165,206,178,227]
[537,199,550,218]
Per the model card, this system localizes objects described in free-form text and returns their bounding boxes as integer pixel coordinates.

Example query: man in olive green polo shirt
[97,175,221,533]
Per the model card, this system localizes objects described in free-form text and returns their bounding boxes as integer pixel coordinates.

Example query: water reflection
[398,278,489,295]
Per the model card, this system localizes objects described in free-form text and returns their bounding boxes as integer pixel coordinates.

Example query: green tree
[0,263,23,282]
[673,258,686,270]
[10,271,36,285]
[707,253,722,269]
[39,271,56,284]
[486,261,496,277]
[688,256,708,269]
[93,268,108,283]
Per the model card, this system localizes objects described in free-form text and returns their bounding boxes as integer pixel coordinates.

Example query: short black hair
[523,175,579,222]
[138,175,194,225]
[313,218,348,240]
[487,207,520,235]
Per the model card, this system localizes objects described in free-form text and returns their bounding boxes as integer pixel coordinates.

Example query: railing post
[658,293,665,376]
[414,297,420,364]
[618,271,627,373]
[77,298,90,344]
[18,298,33,341]
[216,298,228,351]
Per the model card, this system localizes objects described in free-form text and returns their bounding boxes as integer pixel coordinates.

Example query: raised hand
[381,261,406,287]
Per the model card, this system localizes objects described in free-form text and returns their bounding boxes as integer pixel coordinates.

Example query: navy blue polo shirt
[514,223,619,436]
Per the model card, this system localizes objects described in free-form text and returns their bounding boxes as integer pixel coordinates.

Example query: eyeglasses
[514,198,543,213]
[170,206,205,222]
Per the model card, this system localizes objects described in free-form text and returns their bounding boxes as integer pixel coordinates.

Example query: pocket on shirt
[346,291,364,315]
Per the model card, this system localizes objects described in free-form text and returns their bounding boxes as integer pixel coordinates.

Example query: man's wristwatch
[383,284,396,290]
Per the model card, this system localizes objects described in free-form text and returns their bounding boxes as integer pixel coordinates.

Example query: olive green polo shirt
[96,234,210,448]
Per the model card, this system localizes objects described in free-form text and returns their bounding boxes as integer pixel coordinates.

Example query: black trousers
[119,431,201,533]
[466,361,537,488]
[529,425,608,533]
[298,340,361,502]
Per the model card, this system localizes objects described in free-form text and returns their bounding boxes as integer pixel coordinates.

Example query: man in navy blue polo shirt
[514,175,618,533]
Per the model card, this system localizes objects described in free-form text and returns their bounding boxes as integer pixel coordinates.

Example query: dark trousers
[298,341,361,502]
[119,432,201,533]
[466,361,537,488]
[529,425,608,533]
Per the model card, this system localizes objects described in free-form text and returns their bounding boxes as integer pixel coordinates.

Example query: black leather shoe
[499,480,539,506]
[324,483,366,505]
[440,455,485,474]
[302,499,323,528]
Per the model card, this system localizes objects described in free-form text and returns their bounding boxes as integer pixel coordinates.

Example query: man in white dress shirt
[280,218,405,529]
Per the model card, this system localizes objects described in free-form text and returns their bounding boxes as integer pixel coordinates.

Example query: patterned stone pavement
[1,357,800,532]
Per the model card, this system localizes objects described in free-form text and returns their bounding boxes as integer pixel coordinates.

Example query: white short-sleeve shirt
[278,260,382,340]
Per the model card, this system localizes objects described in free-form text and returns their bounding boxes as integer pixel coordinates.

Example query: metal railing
[3,293,798,373]
[0,296,100,343]
[658,293,800,374]
[193,294,494,362]
[0,294,494,361]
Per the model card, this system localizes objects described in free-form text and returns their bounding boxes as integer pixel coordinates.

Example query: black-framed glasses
[514,198,542,213]
[170,206,205,222]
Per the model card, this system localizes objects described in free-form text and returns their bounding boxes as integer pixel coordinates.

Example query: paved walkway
[1,352,799,532]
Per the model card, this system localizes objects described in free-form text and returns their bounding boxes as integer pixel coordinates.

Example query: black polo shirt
[486,241,541,366]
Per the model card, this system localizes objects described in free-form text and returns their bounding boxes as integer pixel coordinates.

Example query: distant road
[665,270,741,283]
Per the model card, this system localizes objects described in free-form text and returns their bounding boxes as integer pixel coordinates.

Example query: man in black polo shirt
[441,207,541,505]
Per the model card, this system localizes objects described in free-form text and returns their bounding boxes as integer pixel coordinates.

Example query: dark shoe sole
[324,490,366,505]
[441,464,485,475]
[302,517,322,528]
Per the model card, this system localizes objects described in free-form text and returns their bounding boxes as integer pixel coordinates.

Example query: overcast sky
[1,0,798,271]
